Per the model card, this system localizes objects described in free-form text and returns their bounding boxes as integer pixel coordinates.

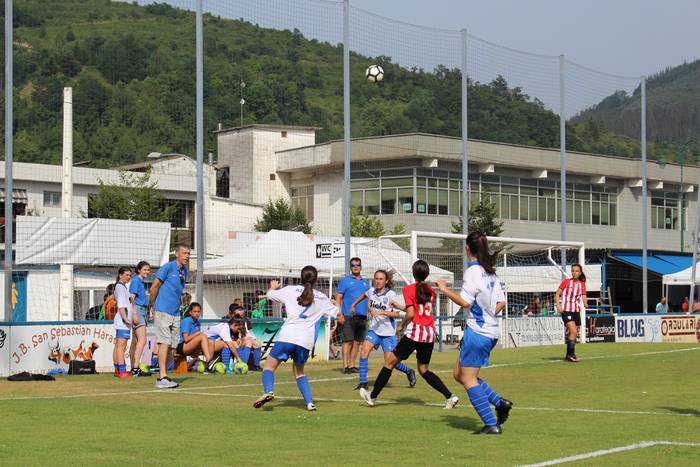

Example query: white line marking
[0,347,695,402]
[517,406,699,418]
[517,441,700,466]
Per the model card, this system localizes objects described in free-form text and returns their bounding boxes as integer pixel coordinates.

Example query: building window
[44,191,62,207]
[291,185,314,220]
[281,131,287,138]
[349,168,618,225]
[164,200,194,229]
[651,191,680,230]
[216,167,230,198]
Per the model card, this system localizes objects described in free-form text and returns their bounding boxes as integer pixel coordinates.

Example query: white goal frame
[379,231,587,347]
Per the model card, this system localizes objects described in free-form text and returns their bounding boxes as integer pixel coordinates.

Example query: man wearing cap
[336,257,370,374]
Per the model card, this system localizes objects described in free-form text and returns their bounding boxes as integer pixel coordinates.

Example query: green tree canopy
[254,198,312,234]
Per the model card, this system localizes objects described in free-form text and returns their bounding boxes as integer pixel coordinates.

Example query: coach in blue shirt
[336,257,370,374]
[150,244,190,389]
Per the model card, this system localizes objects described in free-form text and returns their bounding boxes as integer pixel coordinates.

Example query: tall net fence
[1,0,690,324]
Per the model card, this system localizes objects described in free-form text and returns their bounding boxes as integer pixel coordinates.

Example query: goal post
[379,231,588,348]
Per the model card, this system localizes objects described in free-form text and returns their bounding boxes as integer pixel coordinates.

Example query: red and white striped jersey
[402,283,436,343]
[558,279,587,312]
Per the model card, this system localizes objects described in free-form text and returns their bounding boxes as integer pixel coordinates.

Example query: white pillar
[59,87,74,320]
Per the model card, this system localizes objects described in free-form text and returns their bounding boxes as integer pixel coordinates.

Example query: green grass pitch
[0,343,698,466]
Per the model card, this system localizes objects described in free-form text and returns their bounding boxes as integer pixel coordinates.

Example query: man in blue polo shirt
[336,257,370,374]
[150,244,190,389]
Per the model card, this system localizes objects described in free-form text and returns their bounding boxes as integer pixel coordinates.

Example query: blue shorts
[134,305,148,328]
[459,327,497,368]
[116,329,131,339]
[365,330,397,352]
[269,341,310,365]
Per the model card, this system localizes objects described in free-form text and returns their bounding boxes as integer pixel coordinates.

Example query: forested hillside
[0,0,687,167]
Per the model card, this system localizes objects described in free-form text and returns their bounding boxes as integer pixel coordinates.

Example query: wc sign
[315,243,345,259]
[615,316,661,343]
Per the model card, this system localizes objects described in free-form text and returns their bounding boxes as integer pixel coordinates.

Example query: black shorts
[393,336,434,364]
[175,342,185,356]
[341,316,367,343]
[561,312,581,327]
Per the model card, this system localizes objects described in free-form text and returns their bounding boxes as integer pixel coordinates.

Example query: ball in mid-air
[233,361,249,375]
[365,64,384,83]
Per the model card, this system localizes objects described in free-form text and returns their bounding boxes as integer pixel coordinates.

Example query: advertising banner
[506,317,564,347]
[615,315,662,343]
[0,326,9,376]
[660,315,700,344]
[586,315,616,343]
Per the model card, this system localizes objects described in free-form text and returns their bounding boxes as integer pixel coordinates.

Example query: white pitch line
[517,440,700,466]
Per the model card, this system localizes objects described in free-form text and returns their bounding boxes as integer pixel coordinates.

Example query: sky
[349,0,700,78]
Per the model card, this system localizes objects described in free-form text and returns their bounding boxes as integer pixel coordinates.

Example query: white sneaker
[155,376,179,389]
[444,395,459,409]
[359,387,375,407]
[306,402,317,411]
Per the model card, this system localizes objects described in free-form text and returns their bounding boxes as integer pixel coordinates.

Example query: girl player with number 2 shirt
[555,263,587,362]
[360,259,459,409]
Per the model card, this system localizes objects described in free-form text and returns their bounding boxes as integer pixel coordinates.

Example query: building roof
[118,153,192,171]
[213,123,321,134]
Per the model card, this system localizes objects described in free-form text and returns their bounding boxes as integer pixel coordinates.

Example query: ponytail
[572,263,586,282]
[412,260,432,305]
[466,231,499,275]
[297,265,318,306]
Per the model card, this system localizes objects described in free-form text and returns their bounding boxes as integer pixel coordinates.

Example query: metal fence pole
[195,0,204,304]
[461,29,469,268]
[343,0,351,276]
[688,172,700,312]
[641,76,648,314]
[4,0,13,321]
[559,55,567,272]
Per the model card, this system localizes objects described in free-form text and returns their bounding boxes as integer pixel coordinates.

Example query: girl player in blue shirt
[350,269,416,390]
[254,265,344,411]
[436,232,512,435]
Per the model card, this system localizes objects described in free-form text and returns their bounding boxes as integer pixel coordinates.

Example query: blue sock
[467,386,497,426]
[114,363,119,372]
[359,357,369,384]
[167,360,174,371]
[296,375,313,405]
[150,355,158,367]
[478,378,502,406]
[262,369,275,394]
[221,347,231,366]
[395,362,411,374]
[117,363,126,372]
[239,346,251,365]
[253,347,261,367]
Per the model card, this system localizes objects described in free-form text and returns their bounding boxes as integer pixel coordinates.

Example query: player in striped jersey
[349,269,416,390]
[253,266,344,411]
[555,263,587,362]
[437,232,511,435]
[360,260,459,409]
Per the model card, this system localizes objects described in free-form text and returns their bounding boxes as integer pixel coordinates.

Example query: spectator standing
[335,257,370,374]
[129,261,151,377]
[681,297,689,313]
[655,297,668,314]
[150,244,190,389]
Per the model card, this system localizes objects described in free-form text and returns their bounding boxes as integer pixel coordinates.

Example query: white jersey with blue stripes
[113,282,132,331]
[460,261,505,339]
[366,287,398,337]
[267,286,338,350]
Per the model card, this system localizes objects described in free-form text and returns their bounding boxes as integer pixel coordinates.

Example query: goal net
[380,231,589,348]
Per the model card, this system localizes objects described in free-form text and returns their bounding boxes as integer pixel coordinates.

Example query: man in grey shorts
[150,244,190,389]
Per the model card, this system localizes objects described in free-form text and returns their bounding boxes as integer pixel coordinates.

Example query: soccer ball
[233,361,249,375]
[139,362,150,373]
[214,362,226,374]
[197,361,206,373]
[365,64,384,83]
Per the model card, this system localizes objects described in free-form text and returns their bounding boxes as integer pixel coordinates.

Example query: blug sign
[615,315,662,343]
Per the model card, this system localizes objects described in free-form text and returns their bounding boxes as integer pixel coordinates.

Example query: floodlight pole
[641,76,648,314]
[195,0,204,304]
[461,29,469,270]
[343,0,351,276]
[559,55,567,273]
[4,0,13,321]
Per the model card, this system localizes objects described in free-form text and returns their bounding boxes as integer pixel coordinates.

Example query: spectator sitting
[177,302,216,371]
[228,304,263,371]
[541,301,551,316]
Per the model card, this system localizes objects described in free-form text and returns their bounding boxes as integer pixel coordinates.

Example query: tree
[442,197,504,252]
[350,208,385,237]
[254,198,312,234]
[86,170,177,223]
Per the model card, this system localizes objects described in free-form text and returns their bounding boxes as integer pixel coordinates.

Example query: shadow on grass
[392,396,427,405]
[441,414,481,431]
[658,406,700,417]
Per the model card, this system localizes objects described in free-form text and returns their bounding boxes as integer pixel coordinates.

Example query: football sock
[114,363,119,372]
[477,378,502,406]
[566,339,575,356]
[238,346,251,365]
[296,375,313,405]
[370,366,392,399]
[150,355,158,367]
[359,357,369,384]
[253,347,262,367]
[116,363,126,373]
[262,369,274,394]
[395,362,411,374]
[221,348,231,366]
[421,370,452,399]
[467,385,497,426]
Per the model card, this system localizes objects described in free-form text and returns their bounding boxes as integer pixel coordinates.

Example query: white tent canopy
[203,230,454,283]
[662,263,700,285]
